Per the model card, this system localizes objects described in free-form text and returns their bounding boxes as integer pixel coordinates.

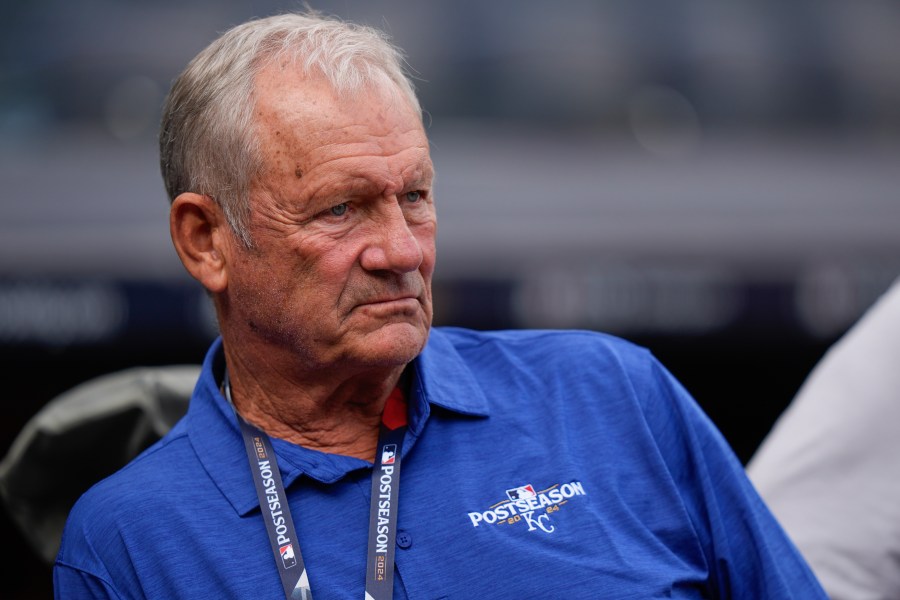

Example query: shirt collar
[187,329,490,517]
[412,327,490,424]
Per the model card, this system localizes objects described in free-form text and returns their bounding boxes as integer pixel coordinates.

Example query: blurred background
[2,0,899,596]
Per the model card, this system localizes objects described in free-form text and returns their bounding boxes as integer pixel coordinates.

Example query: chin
[358,322,430,367]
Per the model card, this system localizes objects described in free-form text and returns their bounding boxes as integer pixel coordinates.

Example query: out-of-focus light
[104,75,162,141]
[794,265,860,339]
[627,84,701,158]
[0,100,55,138]
[513,266,738,334]
[0,282,127,346]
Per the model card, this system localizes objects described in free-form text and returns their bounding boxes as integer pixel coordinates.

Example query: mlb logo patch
[506,484,537,501]
[381,444,397,465]
[280,544,297,569]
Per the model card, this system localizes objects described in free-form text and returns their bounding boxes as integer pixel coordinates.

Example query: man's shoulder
[55,423,217,586]
[425,327,676,418]
[62,425,195,535]
[430,326,653,367]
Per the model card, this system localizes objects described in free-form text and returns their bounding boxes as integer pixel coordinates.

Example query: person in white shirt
[748,277,900,600]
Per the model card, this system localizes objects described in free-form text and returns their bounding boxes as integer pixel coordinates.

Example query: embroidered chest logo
[467,481,587,534]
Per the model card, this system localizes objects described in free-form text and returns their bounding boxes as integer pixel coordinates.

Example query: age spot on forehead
[294,165,303,179]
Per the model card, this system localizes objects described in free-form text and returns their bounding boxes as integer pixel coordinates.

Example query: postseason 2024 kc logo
[467,481,588,534]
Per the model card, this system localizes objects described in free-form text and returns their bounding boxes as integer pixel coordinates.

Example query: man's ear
[170,193,231,293]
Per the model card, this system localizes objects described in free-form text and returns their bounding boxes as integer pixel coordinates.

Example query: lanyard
[225,373,407,600]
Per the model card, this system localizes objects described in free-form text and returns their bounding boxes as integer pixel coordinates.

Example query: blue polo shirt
[55,328,825,598]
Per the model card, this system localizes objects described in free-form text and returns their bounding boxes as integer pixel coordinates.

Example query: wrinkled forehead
[250,64,431,189]
[254,65,423,148]
[252,60,420,130]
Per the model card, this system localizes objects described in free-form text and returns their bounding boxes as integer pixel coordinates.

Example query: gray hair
[159,12,421,247]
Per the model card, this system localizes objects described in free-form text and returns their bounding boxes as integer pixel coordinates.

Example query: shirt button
[396,530,413,549]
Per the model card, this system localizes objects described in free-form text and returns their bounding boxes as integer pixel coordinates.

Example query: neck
[223,345,405,462]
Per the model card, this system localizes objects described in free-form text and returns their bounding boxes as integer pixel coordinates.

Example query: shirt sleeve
[53,491,127,600]
[635,353,827,599]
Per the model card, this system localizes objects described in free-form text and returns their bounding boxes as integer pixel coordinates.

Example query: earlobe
[170,193,229,293]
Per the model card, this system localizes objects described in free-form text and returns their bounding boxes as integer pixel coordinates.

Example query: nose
[359,199,424,274]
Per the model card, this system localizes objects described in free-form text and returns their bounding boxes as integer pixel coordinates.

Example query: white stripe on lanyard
[225,371,407,600]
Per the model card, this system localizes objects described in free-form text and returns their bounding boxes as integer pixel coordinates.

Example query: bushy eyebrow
[396,156,435,187]
[309,158,434,205]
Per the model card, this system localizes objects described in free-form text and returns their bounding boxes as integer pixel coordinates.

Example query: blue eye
[405,191,421,203]
[330,203,348,216]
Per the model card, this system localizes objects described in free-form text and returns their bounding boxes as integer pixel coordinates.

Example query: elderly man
[55,12,825,599]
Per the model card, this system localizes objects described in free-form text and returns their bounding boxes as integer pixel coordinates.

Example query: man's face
[222,65,436,372]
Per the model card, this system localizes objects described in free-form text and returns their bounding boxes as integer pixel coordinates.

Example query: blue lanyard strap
[226,373,407,600]
[238,417,313,600]
[364,410,406,600]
